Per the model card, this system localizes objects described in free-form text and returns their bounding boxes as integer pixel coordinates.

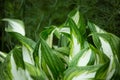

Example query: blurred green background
[0,0,120,52]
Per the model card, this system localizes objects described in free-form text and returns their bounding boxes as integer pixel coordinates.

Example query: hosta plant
[0,9,120,80]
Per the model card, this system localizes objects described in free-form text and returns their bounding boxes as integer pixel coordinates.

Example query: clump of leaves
[0,9,120,80]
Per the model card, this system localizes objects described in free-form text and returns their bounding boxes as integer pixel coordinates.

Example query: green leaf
[40,26,55,48]
[3,18,25,36]
[88,22,105,49]
[7,32,36,65]
[64,65,102,80]
[22,45,34,65]
[58,35,70,47]
[40,37,65,79]
[0,47,33,80]
[69,48,90,66]
[25,63,48,80]
[88,22,105,33]
[33,40,41,67]
[68,9,80,26]
[53,46,69,56]
[9,32,36,52]
[12,46,25,69]
[10,47,33,80]
[96,33,120,79]
[95,62,109,79]
[69,9,86,35]
[89,44,109,64]
[67,18,82,59]
[59,27,70,34]
[0,51,7,63]
[0,54,12,80]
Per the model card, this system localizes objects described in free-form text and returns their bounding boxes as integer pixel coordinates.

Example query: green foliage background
[0,0,120,52]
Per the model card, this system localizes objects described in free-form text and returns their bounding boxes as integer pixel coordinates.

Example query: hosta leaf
[97,33,120,79]
[10,48,32,80]
[22,46,34,65]
[98,33,120,59]
[40,37,65,79]
[69,34,81,59]
[41,58,54,80]
[0,54,12,80]
[69,48,91,67]
[0,47,33,80]
[0,51,7,63]
[64,65,102,80]
[91,33,101,49]
[78,13,86,35]
[58,27,71,45]
[59,27,70,34]
[7,32,36,65]
[87,50,96,65]
[88,22,105,49]
[40,26,56,48]
[40,26,55,39]
[32,40,49,80]
[53,27,61,39]
[95,62,109,79]
[88,22,105,33]
[66,17,87,60]
[69,9,79,26]
[3,18,25,36]
[58,35,69,47]
[76,48,92,66]
[88,22,120,79]
[4,18,36,52]
[8,32,36,52]
[67,18,82,59]
[12,46,25,69]
[68,18,81,41]
[94,38,115,79]
[53,49,69,66]
[68,9,86,35]
[0,46,48,80]
[112,56,120,79]
[33,40,41,67]
[25,63,48,80]
[89,44,109,65]
[90,32,120,79]
[53,46,69,56]
[99,36,113,59]
[69,44,100,67]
